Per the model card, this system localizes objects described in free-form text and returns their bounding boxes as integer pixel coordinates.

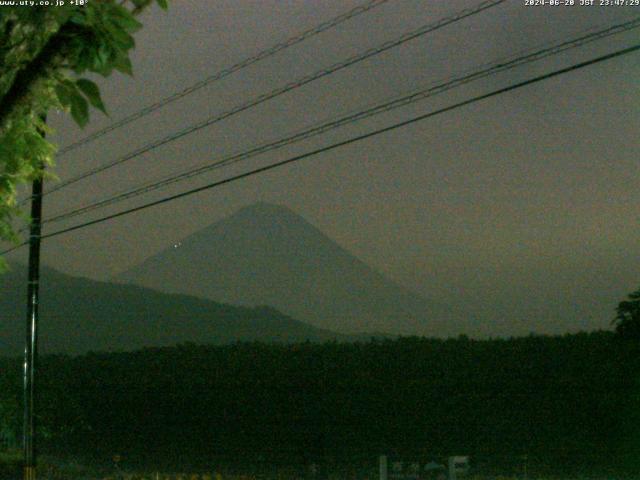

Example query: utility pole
[23,125,44,480]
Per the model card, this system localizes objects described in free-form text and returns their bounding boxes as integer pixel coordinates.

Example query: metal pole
[448,457,456,480]
[23,151,44,480]
[379,455,388,480]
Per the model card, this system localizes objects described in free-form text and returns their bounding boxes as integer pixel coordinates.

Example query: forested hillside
[1,332,638,476]
[0,262,345,355]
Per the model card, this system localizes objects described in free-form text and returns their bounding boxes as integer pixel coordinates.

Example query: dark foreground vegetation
[1,331,639,477]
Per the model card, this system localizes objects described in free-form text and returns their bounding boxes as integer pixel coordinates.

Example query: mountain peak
[229,202,305,225]
[117,204,474,336]
[197,202,329,249]
[237,202,294,215]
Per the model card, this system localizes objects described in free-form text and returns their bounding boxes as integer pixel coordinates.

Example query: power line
[41,17,640,226]
[39,0,506,199]
[55,0,394,157]
[2,42,637,255]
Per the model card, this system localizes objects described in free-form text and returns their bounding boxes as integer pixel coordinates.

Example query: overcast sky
[5,0,639,337]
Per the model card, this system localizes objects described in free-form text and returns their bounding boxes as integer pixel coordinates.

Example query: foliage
[0,397,19,442]
[1,332,638,476]
[0,0,169,263]
[612,286,640,339]
[0,357,20,454]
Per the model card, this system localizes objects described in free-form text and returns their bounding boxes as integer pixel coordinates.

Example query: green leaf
[69,93,89,128]
[104,21,136,50]
[74,41,98,73]
[52,8,73,25]
[76,79,107,114]
[54,83,73,109]
[83,3,97,25]
[156,0,168,10]
[93,43,112,75]
[109,7,143,33]
[113,55,133,76]
[68,11,86,26]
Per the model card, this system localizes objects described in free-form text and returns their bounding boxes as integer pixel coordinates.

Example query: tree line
[1,330,639,476]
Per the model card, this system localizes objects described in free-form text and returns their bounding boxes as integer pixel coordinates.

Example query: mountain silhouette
[117,202,479,337]
[0,262,345,356]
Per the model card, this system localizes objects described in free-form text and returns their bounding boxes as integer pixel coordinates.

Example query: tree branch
[0,28,67,135]
[0,2,154,136]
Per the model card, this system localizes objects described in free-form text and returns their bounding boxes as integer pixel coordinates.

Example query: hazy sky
[5,0,639,336]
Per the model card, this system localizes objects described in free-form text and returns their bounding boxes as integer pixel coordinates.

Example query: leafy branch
[0,0,169,262]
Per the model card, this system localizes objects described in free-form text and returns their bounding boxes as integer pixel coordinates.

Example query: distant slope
[0,262,344,356]
[116,202,480,337]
